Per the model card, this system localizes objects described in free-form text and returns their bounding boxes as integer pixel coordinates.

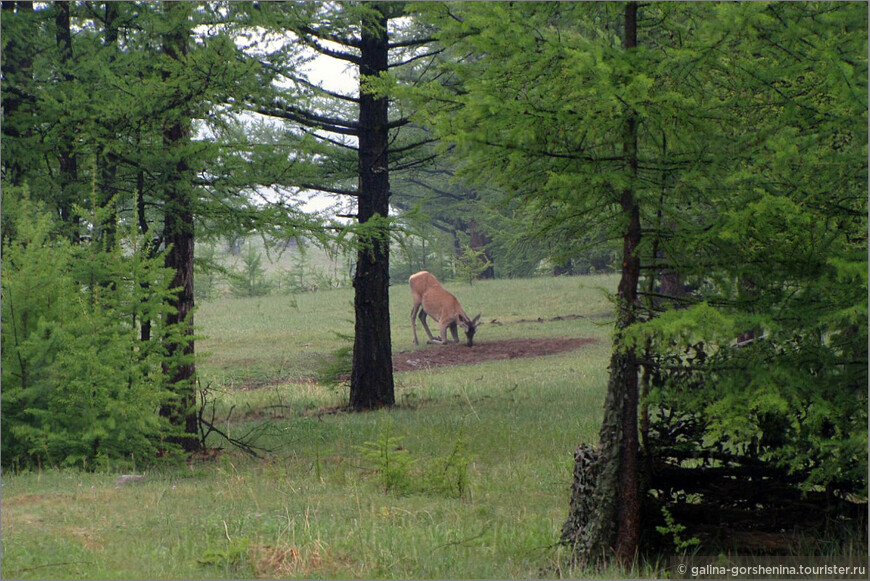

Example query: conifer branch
[392,48,445,67]
[389,137,438,155]
[390,154,438,172]
[298,183,359,197]
[258,60,360,104]
[404,177,466,201]
[297,24,363,50]
[300,127,359,151]
[386,117,411,130]
[257,101,359,136]
[295,25,362,64]
[388,37,437,49]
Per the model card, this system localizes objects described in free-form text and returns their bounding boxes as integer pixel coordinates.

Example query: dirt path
[393,337,597,373]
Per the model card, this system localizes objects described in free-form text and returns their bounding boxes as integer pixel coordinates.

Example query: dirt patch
[393,337,596,373]
[229,337,597,391]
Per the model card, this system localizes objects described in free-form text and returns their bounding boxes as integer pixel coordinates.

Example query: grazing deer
[410,271,481,347]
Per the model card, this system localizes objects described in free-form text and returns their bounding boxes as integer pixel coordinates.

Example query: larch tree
[624,0,868,542]
[390,153,499,279]
[410,2,657,563]
[157,0,198,451]
[245,1,437,410]
[1,1,203,463]
[408,0,866,566]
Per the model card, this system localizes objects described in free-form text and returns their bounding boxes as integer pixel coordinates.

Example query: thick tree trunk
[614,5,641,556]
[350,5,395,411]
[563,1,641,568]
[159,2,199,452]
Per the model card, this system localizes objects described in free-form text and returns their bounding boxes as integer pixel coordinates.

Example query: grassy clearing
[197,273,616,386]
[1,274,635,579]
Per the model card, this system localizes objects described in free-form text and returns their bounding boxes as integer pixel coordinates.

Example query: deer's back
[409,271,443,298]
[410,271,462,321]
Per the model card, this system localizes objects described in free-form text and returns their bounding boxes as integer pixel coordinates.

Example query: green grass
[1,274,640,579]
[197,273,616,385]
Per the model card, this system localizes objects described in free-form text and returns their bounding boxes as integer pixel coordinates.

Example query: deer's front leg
[433,321,450,345]
[419,309,437,343]
[424,314,446,345]
[449,322,460,343]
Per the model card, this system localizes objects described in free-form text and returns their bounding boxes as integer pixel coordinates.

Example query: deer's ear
[472,314,481,325]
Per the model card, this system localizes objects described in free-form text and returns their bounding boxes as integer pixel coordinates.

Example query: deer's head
[460,314,482,347]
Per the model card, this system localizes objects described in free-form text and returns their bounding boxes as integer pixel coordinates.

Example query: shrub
[1,189,182,468]
[357,419,473,498]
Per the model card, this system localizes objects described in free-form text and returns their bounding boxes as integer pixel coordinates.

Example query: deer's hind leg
[411,301,423,346]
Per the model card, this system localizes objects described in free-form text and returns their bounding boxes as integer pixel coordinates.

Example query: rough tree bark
[563,1,641,568]
[349,4,396,410]
[614,5,641,564]
[159,1,199,452]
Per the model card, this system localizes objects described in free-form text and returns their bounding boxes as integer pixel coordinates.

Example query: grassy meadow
[1,274,636,579]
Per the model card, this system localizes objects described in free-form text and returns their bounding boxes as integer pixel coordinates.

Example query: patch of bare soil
[393,337,597,373]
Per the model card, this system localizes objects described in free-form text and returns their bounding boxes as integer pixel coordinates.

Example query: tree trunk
[610,2,642,565]
[612,3,642,565]
[350,4,395,411]
[564,2,641,568]
[99,1,120,252]
[54,1,79,241]
[554,259,574,276]
[159,1,199,452]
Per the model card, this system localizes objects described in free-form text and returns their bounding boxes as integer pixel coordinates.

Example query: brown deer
[409,271,481,347]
